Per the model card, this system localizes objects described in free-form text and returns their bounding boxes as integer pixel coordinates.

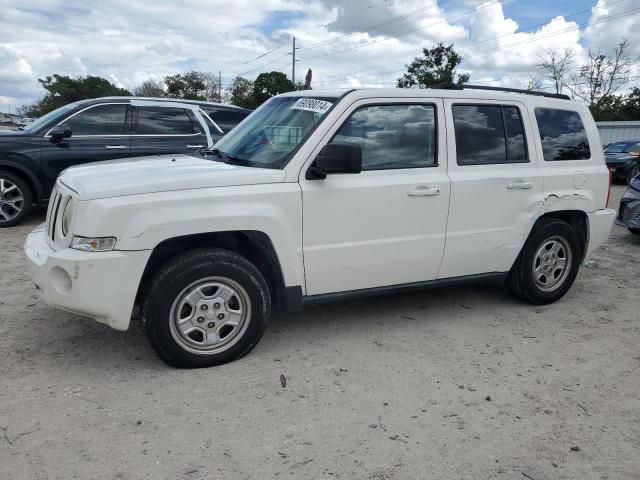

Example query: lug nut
[208,322,215,329]
[197,317,204,323]
[218,313,225,320]
[214,302,221,309]
[200,304,208,311]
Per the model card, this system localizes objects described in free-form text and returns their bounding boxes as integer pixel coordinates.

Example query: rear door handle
[187,144,206,148]
[506,180,533,190]
[407,185,440,196]
[105,145,127,150]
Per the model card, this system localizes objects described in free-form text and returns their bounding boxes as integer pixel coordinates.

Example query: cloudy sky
[1,0,639,111]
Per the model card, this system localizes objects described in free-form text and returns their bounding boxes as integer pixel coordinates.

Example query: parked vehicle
[616,173,640,235]
[604,140,640,184]
[24,85,616,368]
[0,97,250,227]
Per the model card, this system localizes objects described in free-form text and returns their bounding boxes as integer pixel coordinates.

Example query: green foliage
[34,74,130,115]
[397,43,469,88]
[252,71,294,106]
[590,88,640,121]
[228,76,256,109]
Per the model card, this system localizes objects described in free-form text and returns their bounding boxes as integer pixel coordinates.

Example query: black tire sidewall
[0,171,33,227]
[143,251,270,368]
[516,219,582,304]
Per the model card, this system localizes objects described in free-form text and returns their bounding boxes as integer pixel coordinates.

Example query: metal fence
[596,121,640,145]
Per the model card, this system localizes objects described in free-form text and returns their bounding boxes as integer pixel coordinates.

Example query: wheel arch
[529,210,589,262]
[135,230,294,315]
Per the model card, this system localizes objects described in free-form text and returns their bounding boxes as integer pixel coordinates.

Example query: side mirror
[307,142,362,180]
[49,124,72,143]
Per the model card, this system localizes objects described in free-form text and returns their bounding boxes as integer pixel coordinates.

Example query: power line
[241,46,284,65]
[299,0,500,63]
[312,3,640,87]
[299,0,453,52]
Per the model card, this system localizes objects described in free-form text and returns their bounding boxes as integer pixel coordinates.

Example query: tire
[0,170,33,228]
[626,163,640,185]
[629,228,640,236]
[142,248,271,368]
[506,218,582,305]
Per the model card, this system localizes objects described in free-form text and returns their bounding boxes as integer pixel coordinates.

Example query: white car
[24,86,616,368]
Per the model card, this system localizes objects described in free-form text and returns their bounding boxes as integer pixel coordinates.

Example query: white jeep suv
[24,86,616,368]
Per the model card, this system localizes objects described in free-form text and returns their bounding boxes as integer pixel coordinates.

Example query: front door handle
[186,144,206,148]
[407,185,440,196]
[506,180,533,190]
[105,145,127,150]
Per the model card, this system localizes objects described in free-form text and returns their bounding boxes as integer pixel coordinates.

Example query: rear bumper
[585,208,617,258]
[24,225,151,331]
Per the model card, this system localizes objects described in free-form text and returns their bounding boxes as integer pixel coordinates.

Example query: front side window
[453,105,528,165]
[136,107,199,135]
[213,96,337,168]
[534,108,591,161]
[64,104,127,136]
[331,104,437,170]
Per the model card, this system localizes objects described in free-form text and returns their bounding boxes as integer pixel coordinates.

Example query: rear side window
[452,105,528,165]
[64,104,127,135]
[206,109,250,133]
[331,104,437,170]
[534,108,591,161]
[135,107,199,135]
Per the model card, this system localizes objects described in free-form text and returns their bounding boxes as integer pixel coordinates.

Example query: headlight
[630,175,640,192]
[71,236,117,252]
[61,198,75,237]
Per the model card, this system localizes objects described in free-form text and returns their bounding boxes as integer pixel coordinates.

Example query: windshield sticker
[290,98,333,114]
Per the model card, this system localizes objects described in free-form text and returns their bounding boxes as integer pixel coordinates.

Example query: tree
[133,79,165,97]
[252,71,294,106]
[228,76,255,109]
[524,77,543,91]
[35,74,131,115]
[569,39,636,107]
[538,48,573,94]
[164,70,221,101]
[589,88,640,121]
[397,43,469,88]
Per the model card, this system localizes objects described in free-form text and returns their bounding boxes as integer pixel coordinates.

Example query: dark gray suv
[0,97,250,227]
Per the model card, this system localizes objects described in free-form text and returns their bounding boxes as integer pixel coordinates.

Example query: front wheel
[506,218,582,304]
[142,248,271,368]
[0,171,33,228]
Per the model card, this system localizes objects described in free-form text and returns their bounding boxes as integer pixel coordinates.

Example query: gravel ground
[1,186,639,480]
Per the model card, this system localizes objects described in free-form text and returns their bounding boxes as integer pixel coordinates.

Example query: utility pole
[218,70,222,102]
[292,36,296,86]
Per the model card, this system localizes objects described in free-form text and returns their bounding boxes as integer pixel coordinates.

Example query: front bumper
[585,208,617,258]
[24,225,151,331]
[615,188,640,230]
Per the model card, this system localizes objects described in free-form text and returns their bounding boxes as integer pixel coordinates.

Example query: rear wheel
[0,171,32,228]
[506,218,582,304]
[142,248,271,368]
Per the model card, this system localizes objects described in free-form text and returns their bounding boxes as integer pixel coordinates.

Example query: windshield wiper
[207,148,245,165]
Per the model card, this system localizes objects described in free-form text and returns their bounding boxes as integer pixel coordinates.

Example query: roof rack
[433,83,571,100]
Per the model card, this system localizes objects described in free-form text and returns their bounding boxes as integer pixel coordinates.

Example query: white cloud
[0,0,639,110]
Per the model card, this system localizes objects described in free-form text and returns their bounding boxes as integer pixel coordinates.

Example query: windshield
[212,96,337,168]
[21,102,80,133]
[605,142,634,153]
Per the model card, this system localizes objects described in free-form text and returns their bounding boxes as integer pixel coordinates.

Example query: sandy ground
[1,186,639,480]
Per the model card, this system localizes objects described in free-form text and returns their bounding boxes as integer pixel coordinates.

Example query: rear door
[41,102,132,190]
[439,100,544,278]
[131,105,208,156]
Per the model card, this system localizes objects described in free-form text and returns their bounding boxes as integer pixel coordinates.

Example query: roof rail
[432,83,571,100]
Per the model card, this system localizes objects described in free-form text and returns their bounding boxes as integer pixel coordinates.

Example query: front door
[300,99,450,295]
[41,103,132,194]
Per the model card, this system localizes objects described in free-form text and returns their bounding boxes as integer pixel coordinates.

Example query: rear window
[452,105,528,165]
[534,108,591,161]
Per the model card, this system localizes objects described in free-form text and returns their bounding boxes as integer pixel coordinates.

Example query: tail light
[606,169,612,207]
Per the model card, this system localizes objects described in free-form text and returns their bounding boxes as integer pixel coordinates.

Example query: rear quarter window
[534,108,591,161]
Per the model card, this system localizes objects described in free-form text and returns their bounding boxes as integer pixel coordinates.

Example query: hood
[59,154,286,200]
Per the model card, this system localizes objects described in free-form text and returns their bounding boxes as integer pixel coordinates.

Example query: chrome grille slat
[50,193,63,242]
